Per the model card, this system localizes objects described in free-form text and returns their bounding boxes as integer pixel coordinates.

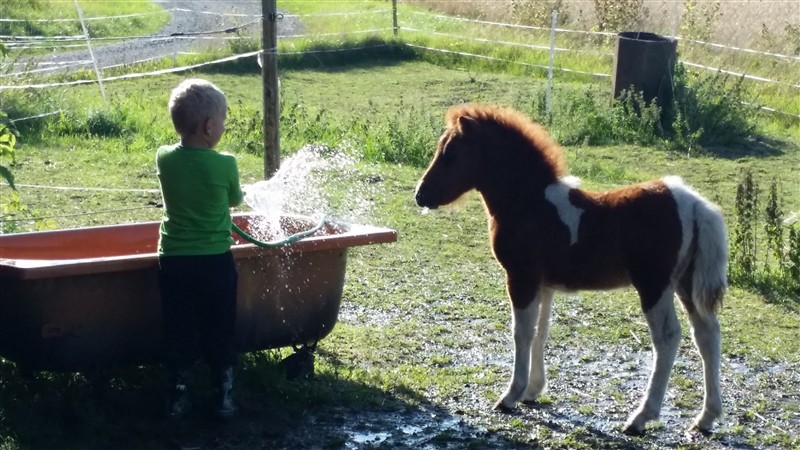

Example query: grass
[2,59,800,448]
[0,0,170,51]
[11,56,798,226]
[1,1,800,449]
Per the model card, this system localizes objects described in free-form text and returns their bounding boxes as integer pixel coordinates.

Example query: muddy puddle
[275,407,507,450]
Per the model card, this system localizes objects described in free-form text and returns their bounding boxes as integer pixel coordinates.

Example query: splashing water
[243,144,372,239]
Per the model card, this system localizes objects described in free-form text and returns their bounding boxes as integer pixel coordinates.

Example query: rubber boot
[214,366,236,419]
[166,370,191,420]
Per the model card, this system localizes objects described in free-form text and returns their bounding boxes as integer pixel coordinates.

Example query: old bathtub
[0,213,396,372]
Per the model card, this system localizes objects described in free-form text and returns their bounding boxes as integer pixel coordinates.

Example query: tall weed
[789,225,800,285]
[764,179,784,272]
[730,168,759,280]
[729,169,800,305]
[0,113,17,188]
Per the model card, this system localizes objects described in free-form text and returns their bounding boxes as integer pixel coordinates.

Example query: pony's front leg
[494,280,544,412]
[522,288,554,403]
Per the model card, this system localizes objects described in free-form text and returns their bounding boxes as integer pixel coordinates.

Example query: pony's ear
[457,115,479,134]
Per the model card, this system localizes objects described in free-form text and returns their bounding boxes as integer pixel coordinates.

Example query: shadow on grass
[699,135,791,159]
[736,279,800,313]
[201,38,417,76]
[0,347,687,450]
[1,350,528,450]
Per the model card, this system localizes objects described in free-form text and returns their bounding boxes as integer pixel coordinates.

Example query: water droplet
[242,144,376,238]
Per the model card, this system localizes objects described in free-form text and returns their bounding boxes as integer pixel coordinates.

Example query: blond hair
[168,78,227,135]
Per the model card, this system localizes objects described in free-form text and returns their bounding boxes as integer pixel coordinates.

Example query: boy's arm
[229,159,244,207]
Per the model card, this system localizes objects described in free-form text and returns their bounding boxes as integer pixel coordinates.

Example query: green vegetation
[730,169,800,304]
[1,1,799,449]
[0,112,16,189]
[0,0,170,46]
[0,113,25,234]
[402,0,799,121]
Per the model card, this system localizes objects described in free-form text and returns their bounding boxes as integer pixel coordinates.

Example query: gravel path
[19,0,301,73]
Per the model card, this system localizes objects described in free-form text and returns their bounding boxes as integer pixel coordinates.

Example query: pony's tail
[665,176,728,318]
[690,199,728,318]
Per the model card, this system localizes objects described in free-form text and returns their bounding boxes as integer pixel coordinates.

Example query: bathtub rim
[0,213,397,280]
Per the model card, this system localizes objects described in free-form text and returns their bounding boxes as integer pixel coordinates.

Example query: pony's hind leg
[624,286,682,435]
[684,306,722,432]
[494,280,544,412]
[523,288,554,403]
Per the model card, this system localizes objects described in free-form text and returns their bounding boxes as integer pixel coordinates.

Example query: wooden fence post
[392,0,398,37]
[261,0,280,179]
[546,10,558,115]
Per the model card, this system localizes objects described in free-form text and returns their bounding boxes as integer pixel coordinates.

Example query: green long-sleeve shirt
[156,143,244,256]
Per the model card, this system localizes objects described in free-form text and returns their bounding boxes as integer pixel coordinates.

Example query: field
[1,1,800,449]
[407,0,800,49]
[0,0,170,47]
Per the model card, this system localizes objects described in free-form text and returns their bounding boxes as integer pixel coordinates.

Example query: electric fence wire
[407,9,800,61]
[0,183,162,224]
[0,206,159,224]
[3,7,797,118]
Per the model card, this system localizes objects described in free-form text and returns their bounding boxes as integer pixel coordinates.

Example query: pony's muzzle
[415,184,441,209]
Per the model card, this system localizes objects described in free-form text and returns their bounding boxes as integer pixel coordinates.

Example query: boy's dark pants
[158,251,238,374]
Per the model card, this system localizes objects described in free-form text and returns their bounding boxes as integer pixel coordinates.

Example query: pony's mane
[446,104,567,177]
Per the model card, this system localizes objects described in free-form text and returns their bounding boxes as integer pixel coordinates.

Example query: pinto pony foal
[415,104,727,434]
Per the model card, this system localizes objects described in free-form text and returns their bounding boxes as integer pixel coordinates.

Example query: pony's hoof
[621,423,645,436]
[685,426,712,439]
[493,400,515,414]
[691,411,719,434]
[689,420,714,436]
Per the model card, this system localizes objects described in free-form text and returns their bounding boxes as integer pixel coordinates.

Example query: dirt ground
[157,294,799,450]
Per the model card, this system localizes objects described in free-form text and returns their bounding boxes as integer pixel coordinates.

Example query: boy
[156,78,243,420]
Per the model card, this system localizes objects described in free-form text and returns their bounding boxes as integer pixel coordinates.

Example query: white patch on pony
[544,176,583,245]
[562,175,582,188]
